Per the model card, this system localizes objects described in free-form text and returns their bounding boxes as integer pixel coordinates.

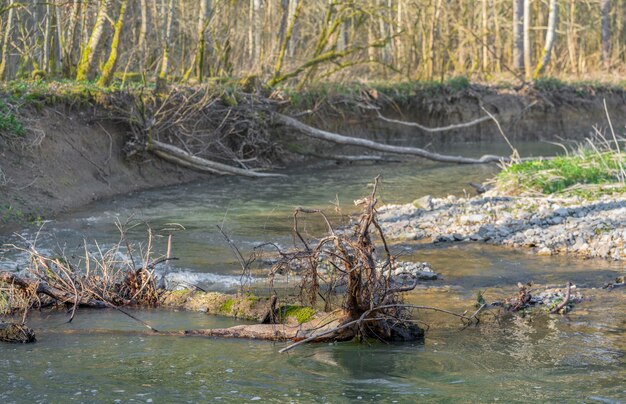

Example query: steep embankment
[0,105,201,231]
[1,82,625,232]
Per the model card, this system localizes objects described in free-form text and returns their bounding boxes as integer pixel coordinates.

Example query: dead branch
[149,140,285,178]
[298,150,404,162]
[0,270,107,308]
[376,110,492,133]
[549,282,572,314]
[274,113,509,164]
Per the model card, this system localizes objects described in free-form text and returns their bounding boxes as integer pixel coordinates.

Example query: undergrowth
[0,99,25,137]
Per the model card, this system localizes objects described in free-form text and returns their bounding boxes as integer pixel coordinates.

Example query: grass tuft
[281,305,316,324]
[497,151,626,196]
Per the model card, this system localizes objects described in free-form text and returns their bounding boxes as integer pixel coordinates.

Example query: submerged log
[0,322,36,343]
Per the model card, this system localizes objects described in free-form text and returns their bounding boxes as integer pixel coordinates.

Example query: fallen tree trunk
[148,140,286,178]
[274,113,509,164]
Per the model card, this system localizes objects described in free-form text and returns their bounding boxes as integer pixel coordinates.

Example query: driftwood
[148,140,285,178]
[274,113,510,164]
[0,271,107,308]
[299,151,403,162]
[376,110,492,133]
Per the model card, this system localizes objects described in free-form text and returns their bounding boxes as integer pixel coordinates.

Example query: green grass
[219,298,235,314]
[281,305,316,324]
[0,98,25,137]
[497,151,626,196]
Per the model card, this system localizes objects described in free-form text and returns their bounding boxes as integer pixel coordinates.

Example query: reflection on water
[1,142,625,402]
[0,295,623,402]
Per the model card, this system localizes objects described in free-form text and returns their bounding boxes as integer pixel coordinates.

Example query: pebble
[378,193,626,260]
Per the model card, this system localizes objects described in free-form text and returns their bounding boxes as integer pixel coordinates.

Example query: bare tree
[76,0,112,81]
[97,0,129,86]
[0,0,15,80]
[523,0,532,80]
[195,0,212,82]
[512,0,524,71]
[534,0,557,77]
[601,0,611,69]
[157,0,175,90]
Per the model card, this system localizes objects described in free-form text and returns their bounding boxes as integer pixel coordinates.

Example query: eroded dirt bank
[0,105,202,231]
[1,84,625,232]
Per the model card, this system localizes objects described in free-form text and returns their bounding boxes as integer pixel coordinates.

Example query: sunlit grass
[497,150,626,196]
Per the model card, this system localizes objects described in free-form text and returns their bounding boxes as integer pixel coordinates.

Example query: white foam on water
[162,270,256,289]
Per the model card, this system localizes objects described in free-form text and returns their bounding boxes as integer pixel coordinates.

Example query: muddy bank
[0,105,202,232]
[304,84,626,148]
[1,83,625,232]
[378,192,626,260]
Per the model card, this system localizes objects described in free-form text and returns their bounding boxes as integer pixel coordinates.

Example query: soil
[0,104,202,232]
[1,84,625,233]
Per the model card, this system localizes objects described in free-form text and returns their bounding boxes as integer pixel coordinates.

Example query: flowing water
[1,142,625,402]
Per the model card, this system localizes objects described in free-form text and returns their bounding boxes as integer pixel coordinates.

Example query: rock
[537,247,552,256]
[451,233,465,241]
[547,216,564,225]
[554,208,569,217]
[434,235,452,243]
[524,228,536,237]
[391,261,439,281]
[460,214,485,225]
[412,195,433,210]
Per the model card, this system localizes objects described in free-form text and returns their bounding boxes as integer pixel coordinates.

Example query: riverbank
[1,79,626,232]
[378,191,626,260]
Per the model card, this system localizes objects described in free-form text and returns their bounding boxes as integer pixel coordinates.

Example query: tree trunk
[251,0,262,69]
[274,113,509,164]
[512,0,524,71]
[481,0,489,72]
[54,3,63,73]
[566,0,578,74]
[270,0,302,86]
[43,2,52,72]
[601,0,611,69]
[0,0,15,80]
[533,0,557,77]
[76,0,112,81]
[138,0,148,71]
[523,0,531,80]
[195,0,212,82]
[63,0,81,76]
[97,0,128,87]
[286,0,299,58]
[157,0,174,89]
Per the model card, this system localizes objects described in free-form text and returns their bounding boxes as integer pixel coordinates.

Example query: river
[1,142,624,402]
